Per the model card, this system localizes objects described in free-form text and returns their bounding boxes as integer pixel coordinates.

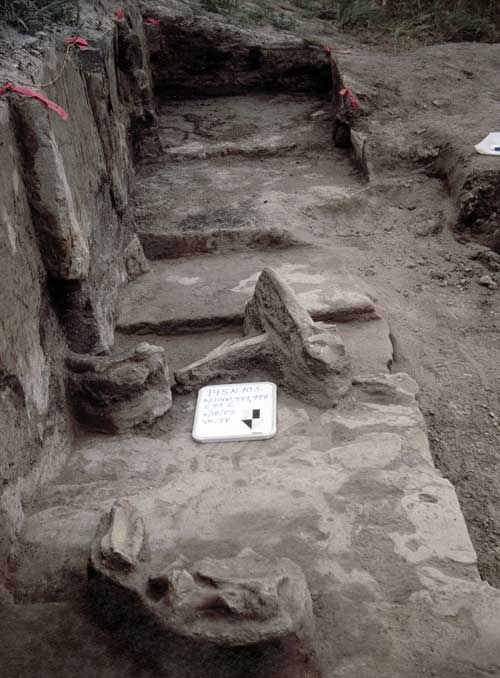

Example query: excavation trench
[3,6,500,678]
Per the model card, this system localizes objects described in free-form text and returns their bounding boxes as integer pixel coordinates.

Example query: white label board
[475,132,500,156]
[192,382,277,443]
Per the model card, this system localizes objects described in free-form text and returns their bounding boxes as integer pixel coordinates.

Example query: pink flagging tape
[65,36,89,49]
[144,17,160,25]
[115,8,125,20]
[324,45,352,55]
[340,87,360,111]
[0,82,68,120]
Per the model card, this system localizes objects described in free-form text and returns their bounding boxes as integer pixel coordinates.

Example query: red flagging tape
[115,8,125,20]
[144,17,160,25]
[324,45,352,55]
[339,87,360,111]
[65,36,89,49]
[0,83,68,120]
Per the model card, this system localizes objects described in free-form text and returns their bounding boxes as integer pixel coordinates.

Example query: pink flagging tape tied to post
[65,36,89,50]
[144,17,160,25]
[115,8,125,20]
[0,82,68,121]
[339,87,360,111]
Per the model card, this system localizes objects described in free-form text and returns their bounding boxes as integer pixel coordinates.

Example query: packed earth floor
[125,86,500,589]
[7,88,500,676]
[3,2,500,677]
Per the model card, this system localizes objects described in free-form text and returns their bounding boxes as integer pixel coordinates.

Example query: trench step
[138,218,301,260]
[156,95,333,156]
[116,249,378,335]
[132,153,355,260]
[133,94,359,260]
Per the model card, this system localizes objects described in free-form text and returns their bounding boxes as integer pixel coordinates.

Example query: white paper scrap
[475,132,500,156]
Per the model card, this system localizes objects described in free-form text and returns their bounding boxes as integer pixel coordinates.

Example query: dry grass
[0,0,79,32]
[200,0,238,13]
[293,0,500,45]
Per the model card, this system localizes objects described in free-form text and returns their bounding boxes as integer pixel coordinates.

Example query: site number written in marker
[192,382,277,443]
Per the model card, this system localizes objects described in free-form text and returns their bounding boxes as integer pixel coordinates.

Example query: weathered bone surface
[148,553,314,646]
[175,334,272,393]
[99,498,145,572]
[66,342,172,433]
[246,268,352,405]
[175,268,352,407]
[90,503,313,647]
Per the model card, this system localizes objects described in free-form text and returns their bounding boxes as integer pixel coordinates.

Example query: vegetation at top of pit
[202,0,500,46]
[0,0,79,33]
[2,0,498,45]
[318,0,500,44]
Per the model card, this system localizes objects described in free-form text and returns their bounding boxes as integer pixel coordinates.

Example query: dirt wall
[0,3,155,580]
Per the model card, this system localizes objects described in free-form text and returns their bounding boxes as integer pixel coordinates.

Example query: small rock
[430,271,446,280]
[479,275,494,287]
[470,247,500,272]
